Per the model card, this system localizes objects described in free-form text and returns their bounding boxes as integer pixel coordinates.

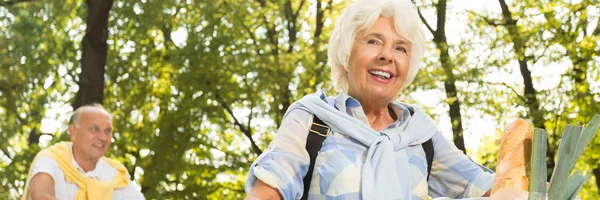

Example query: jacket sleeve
[245,108,313,200]
[427,131,495,198]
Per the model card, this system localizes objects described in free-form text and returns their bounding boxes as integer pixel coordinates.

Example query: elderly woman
[245,0,494,199]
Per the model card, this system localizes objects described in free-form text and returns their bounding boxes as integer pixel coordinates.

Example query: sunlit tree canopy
[1,0,598,199]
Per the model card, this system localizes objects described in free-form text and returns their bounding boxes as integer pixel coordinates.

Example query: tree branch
[223,1,264,57]
[0,146,13,160]
[243,77,254,130]
[308,62,328,93]
[497,81,526,103]
[0,0,32,6]
[159,4,183,51]
[313,0,328,39]
[257,0,265,7]
[255,0,279,54]
[530,42,549,65]
[0,81,6,92]
[326,0,333,11]
[213,93,263,155]
[284,0,306,53]
[127,149,141,179]
[294,0,306,20]
[161,26,182,51]
[308,0,332,92]
[551,76,566,149]
[572,2,588,36]
[467,80,527,103]
[594,15,600,36]
[593,167,600,194]
[413,0,435,35]
[466,10,505,27]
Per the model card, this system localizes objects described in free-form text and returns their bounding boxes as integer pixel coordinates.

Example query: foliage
[1,0,598,199]
[2,0,340,199]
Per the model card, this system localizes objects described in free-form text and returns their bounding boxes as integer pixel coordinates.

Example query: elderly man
[23,104,145,200]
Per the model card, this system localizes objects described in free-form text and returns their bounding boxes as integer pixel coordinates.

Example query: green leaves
[2,0,600,199]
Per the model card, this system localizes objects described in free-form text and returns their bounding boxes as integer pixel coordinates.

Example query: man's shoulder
[100,156,131,177]
[29,153,65,182]
[101,155,126,166]
[32,153,60,168]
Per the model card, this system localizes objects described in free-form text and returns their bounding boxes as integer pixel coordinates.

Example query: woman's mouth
[368,70,393,79]
[368,70,395,83]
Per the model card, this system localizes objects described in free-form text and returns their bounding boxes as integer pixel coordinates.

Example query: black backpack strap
[422,138,434,181]
[407,106,434,181]
[302,115,329,200]
[301,109,434,199]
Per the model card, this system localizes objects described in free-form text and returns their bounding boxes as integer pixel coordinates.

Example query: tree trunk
[73,0,114,109]
[594,167,600,194]
[430,0,467,153]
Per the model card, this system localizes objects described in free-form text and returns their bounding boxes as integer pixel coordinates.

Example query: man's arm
[28,173,57,200]
[117,180,146,200]
[245,179,282,200]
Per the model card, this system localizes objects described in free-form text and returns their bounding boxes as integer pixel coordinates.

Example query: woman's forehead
[358,17,411,44]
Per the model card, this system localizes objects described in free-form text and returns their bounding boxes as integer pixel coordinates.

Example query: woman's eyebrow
[364,32,410,46]
[364,32,385,40]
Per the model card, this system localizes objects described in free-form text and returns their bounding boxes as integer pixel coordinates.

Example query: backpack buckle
[309,121,330,137]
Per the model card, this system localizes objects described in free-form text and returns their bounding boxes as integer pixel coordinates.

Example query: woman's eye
[367,39,379,45]
[396,46,407,53]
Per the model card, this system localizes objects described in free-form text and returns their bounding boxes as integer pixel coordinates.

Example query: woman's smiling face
[345,16,412,104]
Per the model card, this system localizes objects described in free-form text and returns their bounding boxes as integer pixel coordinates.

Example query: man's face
[69,108,113,162]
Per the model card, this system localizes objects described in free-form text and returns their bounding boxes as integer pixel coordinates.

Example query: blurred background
[1,0,598,199]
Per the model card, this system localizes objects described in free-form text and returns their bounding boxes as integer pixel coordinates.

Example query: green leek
[546,115,600,200]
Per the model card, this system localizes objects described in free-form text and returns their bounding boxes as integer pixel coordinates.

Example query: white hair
[69,103,112,128]
[328,0,426,95]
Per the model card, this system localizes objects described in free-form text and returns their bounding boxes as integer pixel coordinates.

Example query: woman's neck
[348,92,397,131]
[362,101,395,131]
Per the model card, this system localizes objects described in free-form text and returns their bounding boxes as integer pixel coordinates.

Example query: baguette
[491,118,533,194]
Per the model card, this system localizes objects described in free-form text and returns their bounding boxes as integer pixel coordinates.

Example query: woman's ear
[339,64,348,73]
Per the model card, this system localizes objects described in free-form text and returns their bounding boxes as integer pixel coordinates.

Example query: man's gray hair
[328,0,426,95]
[69,103,112,127]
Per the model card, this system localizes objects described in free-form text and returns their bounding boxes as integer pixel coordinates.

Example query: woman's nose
[377,49,394,64]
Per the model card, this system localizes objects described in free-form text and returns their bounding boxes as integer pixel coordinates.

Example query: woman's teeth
[369,70,391,79]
